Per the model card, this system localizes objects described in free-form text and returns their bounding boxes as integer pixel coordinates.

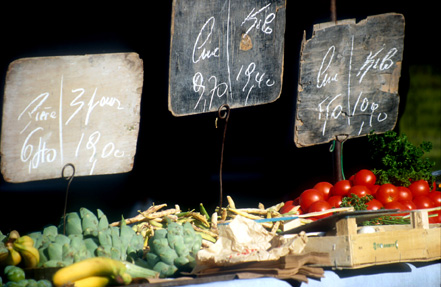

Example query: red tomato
[327,195,343,208]
[399,200,417,210]
[299,189,324,211]
[293,196,300,206]
[307,200,332,219]
[366,199,383,210]
[397,186,413,201]
[313,182,333,200]
[428,191,441,207]
[429,211,441,224]
[408,180,431,197]
[331,180,352,196]
[384,201,407,216]
[349,185,371,198]
[348,174,355,186]
[375,184,399,204]
[353,169,376,189]
[369,184,380,196]
[280,200,295,214]
[384,201,406,210]
[413,195,435,209]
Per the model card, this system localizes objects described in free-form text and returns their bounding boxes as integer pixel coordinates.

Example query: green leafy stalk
[340,194,373,210]
[199,203,210,221]
[368,131,435,186]
[361,216,411,226]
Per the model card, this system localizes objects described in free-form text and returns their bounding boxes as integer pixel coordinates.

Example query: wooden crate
[301,209,441,269]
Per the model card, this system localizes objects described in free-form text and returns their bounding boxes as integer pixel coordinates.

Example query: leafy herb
[368,131,435,186]
[361,215,410,226]
[340,194,374,210]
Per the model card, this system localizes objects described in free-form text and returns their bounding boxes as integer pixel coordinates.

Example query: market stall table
[148,277,293,287]
[127,260,440,286]
[149,261,440,287]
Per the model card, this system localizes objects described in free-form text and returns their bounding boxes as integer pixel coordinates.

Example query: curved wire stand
[61,163,75,235]
[217,104,230,209]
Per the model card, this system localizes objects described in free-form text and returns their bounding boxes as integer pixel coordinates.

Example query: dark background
[0,1,438,233]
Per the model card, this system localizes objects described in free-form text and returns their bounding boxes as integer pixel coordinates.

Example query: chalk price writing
[191,0,277,112]
[17,76,125,174]
[75,131,125,174]
[236,62,275,105]
[192,16,220,64]
[20,127,57,172]
[241,3,275,37]
[316,37,398,137]
[193,72,228,111]
[356,46,398,83]
[193,61,275,111]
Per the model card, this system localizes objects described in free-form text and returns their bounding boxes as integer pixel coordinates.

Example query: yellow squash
[52,257,130,287]
[72,276,110,287]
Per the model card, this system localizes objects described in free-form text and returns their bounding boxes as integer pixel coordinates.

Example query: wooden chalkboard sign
[1,53,143,183]
[168,0,286,116]
[294,13,405,147]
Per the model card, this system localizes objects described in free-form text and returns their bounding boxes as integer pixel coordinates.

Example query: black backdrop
[0,1,437,233]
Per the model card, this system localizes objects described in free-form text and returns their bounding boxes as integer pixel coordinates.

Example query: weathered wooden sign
[168,0,286,116]
[1,53,143,182]
[294,13,405,147]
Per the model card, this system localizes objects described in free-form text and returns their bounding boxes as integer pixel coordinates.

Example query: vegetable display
[0,199,293,284]
[281,132,440,223]
[283,169,441,224]
[128,197,290,250]
[0,187,438,286]
[0,208,159,286]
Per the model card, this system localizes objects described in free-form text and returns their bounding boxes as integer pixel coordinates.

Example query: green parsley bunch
[368,131,435,187]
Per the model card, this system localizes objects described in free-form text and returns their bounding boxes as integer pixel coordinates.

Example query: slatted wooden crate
[301,209,441,269]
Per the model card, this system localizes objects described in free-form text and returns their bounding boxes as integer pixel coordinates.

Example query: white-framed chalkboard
[294,13,405,147]
[1,53,143,183]
[168,0,286,116]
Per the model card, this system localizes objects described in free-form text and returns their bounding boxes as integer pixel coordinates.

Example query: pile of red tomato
[281,169,441,223]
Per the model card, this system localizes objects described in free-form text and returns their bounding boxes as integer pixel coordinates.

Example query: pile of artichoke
[29,208,144,268]
[145,221,202,278]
